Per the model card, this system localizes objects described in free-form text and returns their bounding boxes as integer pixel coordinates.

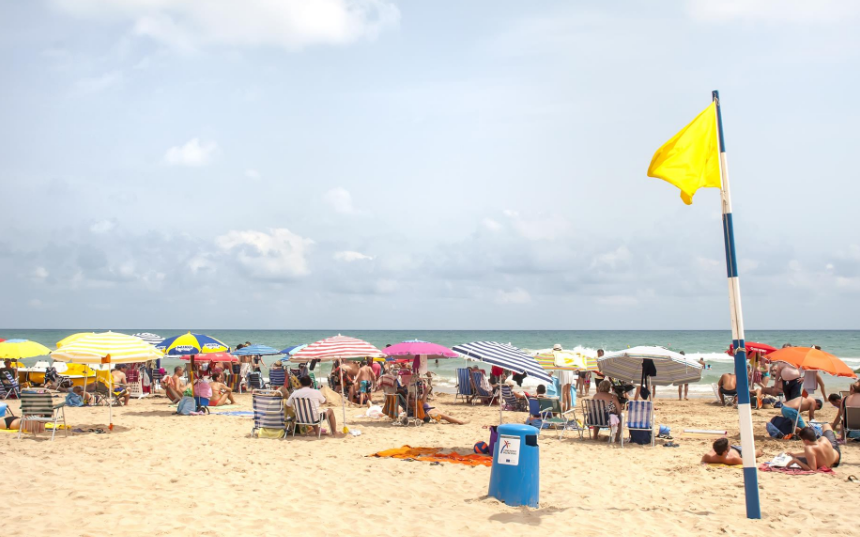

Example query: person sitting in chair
[286,376,344,438]
[111,365,131,405]
[162,366,186,403]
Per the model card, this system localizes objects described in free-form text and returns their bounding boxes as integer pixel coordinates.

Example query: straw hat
[552,343,563,351]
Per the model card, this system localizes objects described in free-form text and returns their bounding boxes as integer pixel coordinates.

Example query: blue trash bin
[488,423,540,508]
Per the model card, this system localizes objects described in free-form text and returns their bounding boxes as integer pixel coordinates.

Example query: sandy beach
[3,390,856,537]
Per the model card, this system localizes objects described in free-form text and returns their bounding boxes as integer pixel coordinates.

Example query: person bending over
[286,376,344,438]
[701,437,763,464]
[787,425,841,470]
[784,395,823,422]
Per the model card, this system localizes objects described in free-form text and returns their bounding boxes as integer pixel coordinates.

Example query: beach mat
[759,464,836,476]
[368,445,492,467]
[213,410,254,417]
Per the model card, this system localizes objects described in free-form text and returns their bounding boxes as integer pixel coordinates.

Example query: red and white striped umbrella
[290,334,385,362]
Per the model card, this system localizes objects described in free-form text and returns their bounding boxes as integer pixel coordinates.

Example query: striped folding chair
[247,371,264,390]
[501,385,526,412]
[125,366,146,399]
[471,371,497,406]
[269,368,286,388]
[625,400,655,447]
[455,368,474,404]
[291,396,326,438]
[1,369,21,400]
[582,399,614,444]
[18,390,68,441]
[252,390,288,439]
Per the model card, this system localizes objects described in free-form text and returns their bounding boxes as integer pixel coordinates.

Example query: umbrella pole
[339,363,347,433]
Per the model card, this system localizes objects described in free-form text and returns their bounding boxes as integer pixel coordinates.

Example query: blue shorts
[360,381,371,394]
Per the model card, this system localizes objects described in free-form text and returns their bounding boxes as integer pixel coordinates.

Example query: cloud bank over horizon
[1,1,858,329]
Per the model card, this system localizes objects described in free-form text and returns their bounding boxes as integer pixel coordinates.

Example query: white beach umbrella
[598,346,703,386]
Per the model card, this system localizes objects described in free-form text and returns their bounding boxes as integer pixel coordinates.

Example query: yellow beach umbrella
[51,331,163,364]
[0,339,52,359]
[57,332,95,348]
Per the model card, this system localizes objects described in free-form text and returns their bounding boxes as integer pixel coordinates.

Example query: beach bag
[629,430,652,445]
[177,396,196,415]
[768,416,794,438]
[488,425,499,455]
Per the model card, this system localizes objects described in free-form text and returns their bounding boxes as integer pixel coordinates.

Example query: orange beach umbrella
[767,347,856,378]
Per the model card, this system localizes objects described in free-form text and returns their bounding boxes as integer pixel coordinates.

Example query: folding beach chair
[581,399,615,444]
[501,385,526,412]
[151,368,165,392]
[291,396,326,439]
[17,390,68,441]
[269,368,286,388]
[252,390,288,439]
[455,368,474,404]
[844,406,860,441]
[471,371,497,406]
[1,369,21,400]
[247,371,265,390]
[625,400,654,447]
[527,398,582,439]
[93,381,123,407]
[125,366,146,399]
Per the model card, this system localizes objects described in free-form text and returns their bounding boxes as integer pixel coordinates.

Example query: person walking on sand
[677,351,690,401]
[286,376,344,438]
[355,359,375,407]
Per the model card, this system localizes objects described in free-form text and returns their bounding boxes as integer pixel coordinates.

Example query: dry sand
[3,391,856,537]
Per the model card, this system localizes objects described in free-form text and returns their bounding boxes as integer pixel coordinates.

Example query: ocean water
[5,329,859,397]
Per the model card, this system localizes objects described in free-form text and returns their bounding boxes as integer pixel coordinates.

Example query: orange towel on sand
[369,446,492,467]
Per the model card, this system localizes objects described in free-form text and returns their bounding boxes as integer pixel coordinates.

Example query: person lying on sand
[286,376,344,438]
[209,372,235,406]
[409,390,467,425]
[65,386,94,407]
[701,438,763,464]
[787,424,841,470]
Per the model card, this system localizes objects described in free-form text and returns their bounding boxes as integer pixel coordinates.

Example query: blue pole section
[713,90,761,519]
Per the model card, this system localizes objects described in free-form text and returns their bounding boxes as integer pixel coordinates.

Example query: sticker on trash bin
[498,435,521,466]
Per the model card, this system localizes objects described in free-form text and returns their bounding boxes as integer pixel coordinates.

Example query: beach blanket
[759,464,836,476]
[369,445,492,467]
[213,410,254,417]
[704,463,743,469]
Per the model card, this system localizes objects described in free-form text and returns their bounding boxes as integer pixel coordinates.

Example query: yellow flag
[647,101,721,204]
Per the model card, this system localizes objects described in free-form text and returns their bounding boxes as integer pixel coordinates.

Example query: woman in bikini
[209,372,235,406]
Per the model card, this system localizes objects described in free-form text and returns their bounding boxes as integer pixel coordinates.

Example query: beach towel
[704,463,743,469]
[213,411,254,416]
[759,464,836,476]
[369,445,492,467]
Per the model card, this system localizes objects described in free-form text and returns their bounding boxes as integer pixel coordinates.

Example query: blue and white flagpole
[713,90,761,519]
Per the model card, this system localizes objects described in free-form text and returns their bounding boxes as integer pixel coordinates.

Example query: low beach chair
[501,385,526,413]
[844,406,860,440]
[247,371,265,391]
[625,400,654,447]
[455,368,474,404]
[471,371,497,406]
[252,390,288,439]
[18,390,68,441]
[269,368,286,388]
[291,396,326,439]
[528,398,582,439]
[581,399,614,444]
[125,366,145,399]
[1,369,21,400]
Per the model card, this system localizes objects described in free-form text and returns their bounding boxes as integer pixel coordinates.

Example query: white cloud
[74,70,123,93]
[32,267,49,281]
[51,0,400,52]
[163,138,217,167]
[90,219,117,234]
[334,251,373,262]
[482,218,502,232]
[495,287,531,304]
[503,210,572,241]
[323,187,358,214]
[592,245,632,269]
[217,228,313,280]
[687,0,860,24]
[245,169,261,179]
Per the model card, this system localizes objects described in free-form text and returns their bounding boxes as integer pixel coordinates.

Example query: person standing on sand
[772,361,803,401]
[355,359,375,407]
[678,351,690,401]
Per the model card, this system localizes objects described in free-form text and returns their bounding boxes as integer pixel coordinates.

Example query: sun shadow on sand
[482,502,567,525]
[121,410,179,417]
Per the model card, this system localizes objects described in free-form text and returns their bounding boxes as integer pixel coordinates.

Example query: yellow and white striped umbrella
[57,332,95,348]
[51,331,163,364]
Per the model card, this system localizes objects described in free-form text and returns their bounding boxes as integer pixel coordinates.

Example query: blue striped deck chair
[252,390,287,439]
[291,396,326,439]
[247,371,265,390]
[269,368,286,387]
[1,369,21,400]
[471,371,497,406]
[501,385,526,412]
[455,368,474,404]
[582,399,615,444]
[625,400,654,447]
[17,390,67,441]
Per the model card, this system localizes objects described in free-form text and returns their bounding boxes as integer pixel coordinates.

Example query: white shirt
[287,386,326,408]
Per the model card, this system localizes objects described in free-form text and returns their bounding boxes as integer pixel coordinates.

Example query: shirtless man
[702,437,764,465]
[717,373,737,406]
[784,395,823,422]
[286,376,344,438]
[209,372,235,406]
[787,424,841,470]
[355,360,376,407]
[111,365,131,405]
[772,361,803,401]
[163,366,186,402]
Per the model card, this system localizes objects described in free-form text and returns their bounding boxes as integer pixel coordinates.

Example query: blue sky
[1,0,858,329]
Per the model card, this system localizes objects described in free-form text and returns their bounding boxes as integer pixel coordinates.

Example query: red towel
[759,464,835,476]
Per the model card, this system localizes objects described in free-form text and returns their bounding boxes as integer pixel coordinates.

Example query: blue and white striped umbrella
[132,333,164,346]
[233,344,282,356]
[278,344,308,362]
[597,346,703,386]
[452,341,552,383]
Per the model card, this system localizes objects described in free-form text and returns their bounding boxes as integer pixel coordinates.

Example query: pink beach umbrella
[383,340,459,359]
